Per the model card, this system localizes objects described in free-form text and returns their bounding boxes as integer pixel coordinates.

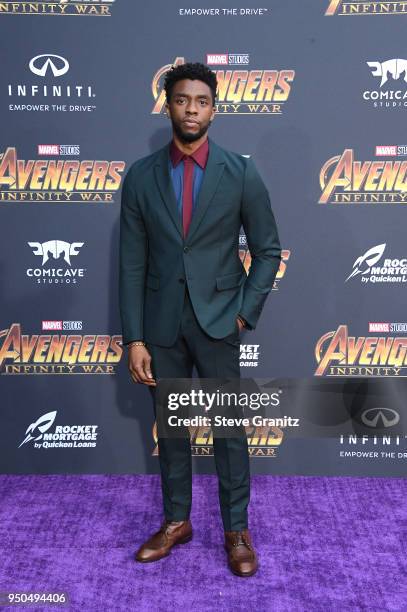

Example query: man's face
[166,78,216,143]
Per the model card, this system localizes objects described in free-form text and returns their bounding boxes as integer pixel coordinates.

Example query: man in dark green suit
[119,62,281,577]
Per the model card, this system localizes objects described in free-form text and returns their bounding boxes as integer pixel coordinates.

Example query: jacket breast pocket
[145,272,159,290]
[216,271,244,291]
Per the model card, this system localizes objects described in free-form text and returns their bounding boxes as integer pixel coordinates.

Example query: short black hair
[163,62,217,106]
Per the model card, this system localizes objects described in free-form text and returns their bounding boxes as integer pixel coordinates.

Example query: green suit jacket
[119,136,281,347]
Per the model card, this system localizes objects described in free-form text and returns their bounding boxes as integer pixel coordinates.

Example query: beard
[171,117,212,143]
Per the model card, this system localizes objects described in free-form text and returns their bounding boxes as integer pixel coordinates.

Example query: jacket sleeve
[238,156,282,330]
[119,165,148,344]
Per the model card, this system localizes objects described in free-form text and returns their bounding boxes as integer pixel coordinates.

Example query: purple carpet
[0,474,406,611]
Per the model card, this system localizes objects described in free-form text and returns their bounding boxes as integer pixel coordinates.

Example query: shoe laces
[230,530,252,550]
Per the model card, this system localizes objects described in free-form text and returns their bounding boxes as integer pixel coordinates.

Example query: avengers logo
[315,325,407,376]
[0,1,116,17]
[326,0,407,15]
[0,323,122,375]
[239,234,290,290]
[152,57,295,115]
[152,422,283,457]
[0,147,125,203]
[319,149,407,204]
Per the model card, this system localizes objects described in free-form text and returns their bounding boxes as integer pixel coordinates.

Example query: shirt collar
[169,137,209,169]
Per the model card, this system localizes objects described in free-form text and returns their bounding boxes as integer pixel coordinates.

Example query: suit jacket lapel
[153,136,225,242]
[187,137,225,243]
[154,143,183,238]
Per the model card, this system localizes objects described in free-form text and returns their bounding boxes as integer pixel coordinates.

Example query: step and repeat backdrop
[1,1,406,476]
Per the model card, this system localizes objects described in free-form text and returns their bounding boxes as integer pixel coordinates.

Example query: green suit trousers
[147,285,250,532]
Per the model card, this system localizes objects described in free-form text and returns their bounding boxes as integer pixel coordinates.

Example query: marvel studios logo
[375,145,407,157]
[368,322,407,333]
[38,145,80,156]
[206,53,249,65]
[42,320,83,331]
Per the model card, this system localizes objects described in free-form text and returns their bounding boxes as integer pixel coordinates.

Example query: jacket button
[183,246,189,253]
[178,278,185,284]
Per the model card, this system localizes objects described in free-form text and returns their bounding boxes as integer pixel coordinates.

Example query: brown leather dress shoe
[135,520,193,563]
[224,529,258,577]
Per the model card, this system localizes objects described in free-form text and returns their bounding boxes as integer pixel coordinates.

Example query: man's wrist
[126,340,145,348]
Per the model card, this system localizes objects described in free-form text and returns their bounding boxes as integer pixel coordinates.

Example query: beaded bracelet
[127,341,146,348]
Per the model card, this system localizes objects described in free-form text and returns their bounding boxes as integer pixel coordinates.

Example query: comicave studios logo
[0,1,116,17]
[26,240,86,285]
[8,54,97,113]
[346,244,407,284]
[19,411,99,449]
[363,59,407,109]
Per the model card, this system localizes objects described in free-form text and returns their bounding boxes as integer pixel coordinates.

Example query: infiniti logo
[360,407,400,428]
[29,54,69,78]
[9,53,96,111]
